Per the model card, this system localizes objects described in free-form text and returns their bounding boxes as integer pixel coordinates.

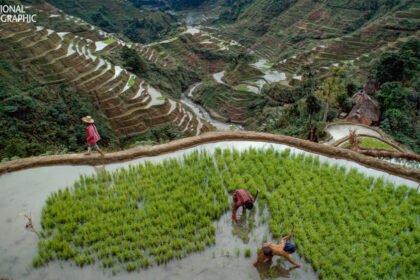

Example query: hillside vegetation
[0,0,418,159]
[0,58,118,160]
[0,1,210,160]
[44,0,179,43]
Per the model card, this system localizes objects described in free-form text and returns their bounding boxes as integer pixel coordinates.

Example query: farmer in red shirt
[82,116,105,157]
[232,188,259,223]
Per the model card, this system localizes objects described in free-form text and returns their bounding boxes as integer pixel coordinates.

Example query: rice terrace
[36,147,418,279]
[0,137,418,280]
[0,0,419,279]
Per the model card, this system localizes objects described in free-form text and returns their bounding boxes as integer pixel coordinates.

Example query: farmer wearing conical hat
[253,224,301,268]
[232,189,259,223]
[82,116,105,157]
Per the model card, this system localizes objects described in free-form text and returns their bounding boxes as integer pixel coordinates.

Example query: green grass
[159,51,167,57]
[34,148,418,278]
[157,96,166,100]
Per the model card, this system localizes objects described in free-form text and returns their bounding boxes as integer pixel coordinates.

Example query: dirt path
[0,131,419,182]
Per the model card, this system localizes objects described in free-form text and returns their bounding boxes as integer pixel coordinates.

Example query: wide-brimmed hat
[81,116,95,124]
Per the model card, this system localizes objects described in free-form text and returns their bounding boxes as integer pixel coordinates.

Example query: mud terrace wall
[0,131,419,182]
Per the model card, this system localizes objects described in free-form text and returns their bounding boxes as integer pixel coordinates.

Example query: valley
[0,1,419,279]
[1,0,419,161]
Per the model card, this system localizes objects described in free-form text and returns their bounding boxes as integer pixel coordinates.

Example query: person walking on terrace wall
[308,126,318,143]
[82,116,105,157]
[253,224,301,268]
[232,188,259,223]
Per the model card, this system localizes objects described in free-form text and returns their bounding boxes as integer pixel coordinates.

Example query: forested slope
[42,0,179,43]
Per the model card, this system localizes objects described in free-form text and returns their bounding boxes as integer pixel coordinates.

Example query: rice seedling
[244,248,252,258]
[34,148,419,277]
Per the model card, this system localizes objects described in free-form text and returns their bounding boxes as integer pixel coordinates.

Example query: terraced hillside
[134,26,243,75]
[128,25,268,124]
[218,0,420,75]
[0,18,207,141]
[43,0,179,43]
[191,81,267,124]
[275,1,420,74]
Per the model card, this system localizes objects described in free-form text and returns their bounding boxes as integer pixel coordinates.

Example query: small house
[346,91,380,126]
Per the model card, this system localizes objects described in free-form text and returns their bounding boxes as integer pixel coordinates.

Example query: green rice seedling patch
[214,148,418,279]
[35,148,419,278]
[103,39,115,44]
[237,85,251,92]
[35,151,229,273]
[359,137,396,151]
[128,75,136,87]
[340,137,396,151]
[244,248,252,258]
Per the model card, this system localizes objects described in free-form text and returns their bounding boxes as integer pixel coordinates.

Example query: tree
[120,46,147,74]
[381,109,412,134]
[375,82,408,112]
[375,52,405,84]
[375,82,419,153]
[302,65,317,97]
[315,68,345,122]
[306,95,321,126]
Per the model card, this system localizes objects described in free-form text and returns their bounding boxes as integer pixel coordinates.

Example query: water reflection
[231,207,256,244]
[256,259,296,279]
[93,165,106,175]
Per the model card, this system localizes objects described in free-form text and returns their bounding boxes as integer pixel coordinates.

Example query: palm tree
[315,67,345,122]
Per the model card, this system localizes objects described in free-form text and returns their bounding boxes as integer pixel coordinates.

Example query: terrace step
[0,20,199,138]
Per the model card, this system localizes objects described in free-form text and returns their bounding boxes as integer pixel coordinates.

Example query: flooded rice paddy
[0,141,417,280]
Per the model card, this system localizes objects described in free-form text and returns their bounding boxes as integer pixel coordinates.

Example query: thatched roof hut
[346,91,380,126]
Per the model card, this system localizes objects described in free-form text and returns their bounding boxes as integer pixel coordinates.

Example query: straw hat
[81,116,95,124]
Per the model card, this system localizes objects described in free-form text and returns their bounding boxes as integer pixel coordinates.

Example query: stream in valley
[180,83,243,131]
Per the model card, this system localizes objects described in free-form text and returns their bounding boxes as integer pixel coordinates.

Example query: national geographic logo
[0,5,37,23]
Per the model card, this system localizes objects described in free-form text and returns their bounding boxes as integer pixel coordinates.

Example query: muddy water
[1,141,417,280]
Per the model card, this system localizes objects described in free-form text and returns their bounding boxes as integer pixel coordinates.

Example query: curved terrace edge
[0,131,419,183]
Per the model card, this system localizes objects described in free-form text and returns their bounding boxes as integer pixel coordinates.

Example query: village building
[346,90,381,126]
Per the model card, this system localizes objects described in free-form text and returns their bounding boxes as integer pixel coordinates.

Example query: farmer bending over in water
[232,188,259,223]
[253,224,301,268]
[82,116,105,157]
